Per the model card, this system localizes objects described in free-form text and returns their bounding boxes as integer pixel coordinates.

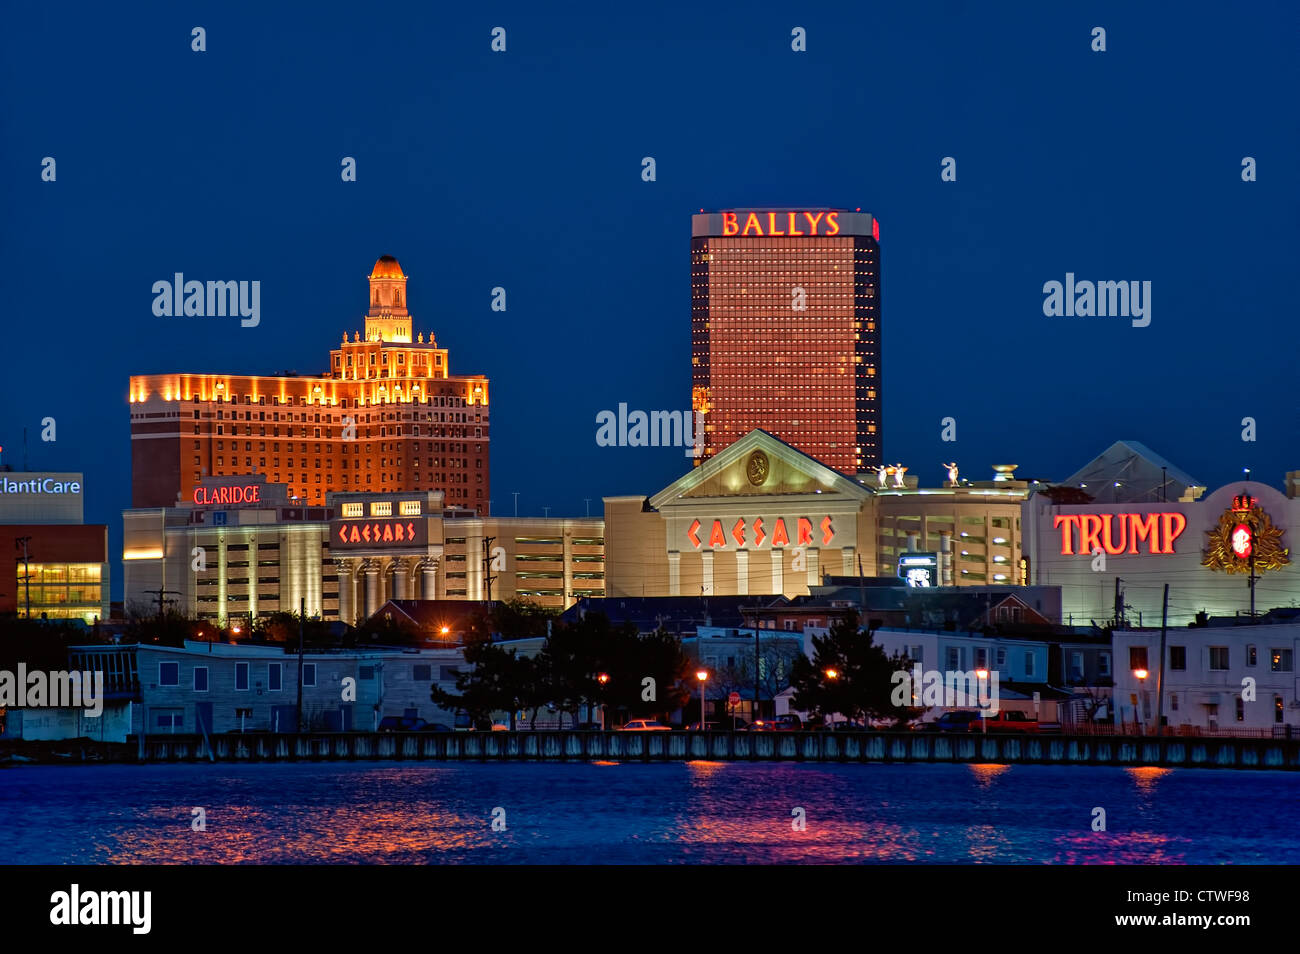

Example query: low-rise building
[1113,621,1299,733]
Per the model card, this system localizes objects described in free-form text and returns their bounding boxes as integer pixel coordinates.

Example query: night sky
[2,2,1295,600]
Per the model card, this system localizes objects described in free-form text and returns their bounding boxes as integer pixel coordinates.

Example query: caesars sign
[1054,512,1188,555]
[687,516,835,549]
[331,518,429,550]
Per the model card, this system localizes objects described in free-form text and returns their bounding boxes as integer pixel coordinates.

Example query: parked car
[746,714,803,732]
[914,710,982,732]
[972,710,1062,733]
[618,719,672,731]
[377,716,427,732]
[685,719,750,731]
[416,722,453,733]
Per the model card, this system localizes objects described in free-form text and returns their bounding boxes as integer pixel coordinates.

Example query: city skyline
[2,4,1294,604]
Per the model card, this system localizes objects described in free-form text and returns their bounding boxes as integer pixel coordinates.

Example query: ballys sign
[722,211,841,237]
[1054,512,1188,555]
[688,516,834,549]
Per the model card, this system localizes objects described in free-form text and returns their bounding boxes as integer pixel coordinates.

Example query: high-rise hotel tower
[690,209,881,473]
[129,256,490,510]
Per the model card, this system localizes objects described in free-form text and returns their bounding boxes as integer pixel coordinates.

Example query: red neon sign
[687,516,834,549]
[721,211,841,238]
[1230,522,1253,559]
[192,484,261,506]
[1054,512,1188,555]
[335,520,419,546]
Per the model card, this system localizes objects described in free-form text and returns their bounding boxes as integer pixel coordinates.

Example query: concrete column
[701,550,714,596]
[337,560,353,625]
[770,549,783,594]
[940,532,953,586]
[805,547,819,588]
[667,551,680,597]
[364,562,380,618]
[421,559,439,599]
[841,546,855,577]
[394,562,409,603]
[735,549,749,596]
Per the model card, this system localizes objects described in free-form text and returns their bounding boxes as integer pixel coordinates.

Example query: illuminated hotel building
[123,474,604,623]
[691,209,882,473]
[129,256,490,512]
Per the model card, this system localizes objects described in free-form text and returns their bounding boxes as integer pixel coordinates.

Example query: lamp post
[696,670,708,730]
[1134,668,1149,735]
[596,672,609,730]
[824,668,839,729]
[976,668,989,736]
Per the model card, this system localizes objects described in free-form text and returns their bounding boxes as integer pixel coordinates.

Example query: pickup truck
[971,710,1061,733]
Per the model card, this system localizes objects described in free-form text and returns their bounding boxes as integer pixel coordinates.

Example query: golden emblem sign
[1202,495,1290,574]
[746,450,770,486]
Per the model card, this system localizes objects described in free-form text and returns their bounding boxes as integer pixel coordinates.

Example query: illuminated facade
[691,209,882,473]
[605,430,1026,600]
[130,256,490,511]
[123,475,604,623]
[0,471,109,623]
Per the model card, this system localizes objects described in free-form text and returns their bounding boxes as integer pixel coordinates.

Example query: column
[701,550,714,596]
[940,532,953,586]
[841,546,855,577]
[393,561,410,603]
[364,561,380,618]
[805,547,819,589]
[734,549,749,596]
[420,558,439,599]
[770,549,783,594]
[667,551,680,597]
[337,559,354,625]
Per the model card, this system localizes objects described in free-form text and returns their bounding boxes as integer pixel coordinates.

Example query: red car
[972,710,1060,733]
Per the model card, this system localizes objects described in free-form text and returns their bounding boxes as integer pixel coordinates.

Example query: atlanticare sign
[688,516,834,549]
[0,476,82,495]
[1054,513,1188,555]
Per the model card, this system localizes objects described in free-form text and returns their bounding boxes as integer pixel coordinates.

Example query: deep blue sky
[2,2,1296,600]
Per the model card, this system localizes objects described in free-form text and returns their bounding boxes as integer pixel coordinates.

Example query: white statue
[942,461,959,486]
[876,465,889,488]
[892,464,907,488]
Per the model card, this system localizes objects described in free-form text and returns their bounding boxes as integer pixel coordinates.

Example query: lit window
[399,500,421,516]
[370,501,393,516]
[341,503,363,518]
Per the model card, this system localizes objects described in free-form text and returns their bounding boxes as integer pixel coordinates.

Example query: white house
[1113,622,1299,733]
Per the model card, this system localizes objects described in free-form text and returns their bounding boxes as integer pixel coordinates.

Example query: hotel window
[159,662,179,687]
[1209,647,1229,671]
[235,663,249,691]
[370,501,393,516]
[399,500,421,516]
[302,663,317,687]
[1247,645,1257,666]
[193,667,209,692]
[1271,649,1294,672]
[1169,646,1186,671]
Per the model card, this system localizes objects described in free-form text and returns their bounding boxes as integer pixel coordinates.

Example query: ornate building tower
[366,254,412,342]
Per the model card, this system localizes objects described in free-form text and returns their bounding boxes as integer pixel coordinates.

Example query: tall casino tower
[690,209,882,474]
[129,255,490,511]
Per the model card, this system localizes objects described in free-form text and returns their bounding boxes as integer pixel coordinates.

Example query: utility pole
[144,588,180,620]
[14,537,32,618]
[295,597,305,733]
[1114,577,1124,627]
[1155,583,1169,737]
[1248,517,1258,619]
[482,535,496,603]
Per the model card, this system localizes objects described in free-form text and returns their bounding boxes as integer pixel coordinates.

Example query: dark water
[1,761,1296,864]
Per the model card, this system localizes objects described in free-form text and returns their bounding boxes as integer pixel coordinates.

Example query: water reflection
[0,761,1294,865]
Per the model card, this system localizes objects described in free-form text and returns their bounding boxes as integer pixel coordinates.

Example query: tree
[430,637,533,729]
[490,598,559,640]
[789,612,908,725]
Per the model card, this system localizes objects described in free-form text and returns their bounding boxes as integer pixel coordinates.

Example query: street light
[696,670,708,730]
[976,668,989,735]
[824,668,839,680]
[1134,669,1149,735]
[597,672,609,730]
